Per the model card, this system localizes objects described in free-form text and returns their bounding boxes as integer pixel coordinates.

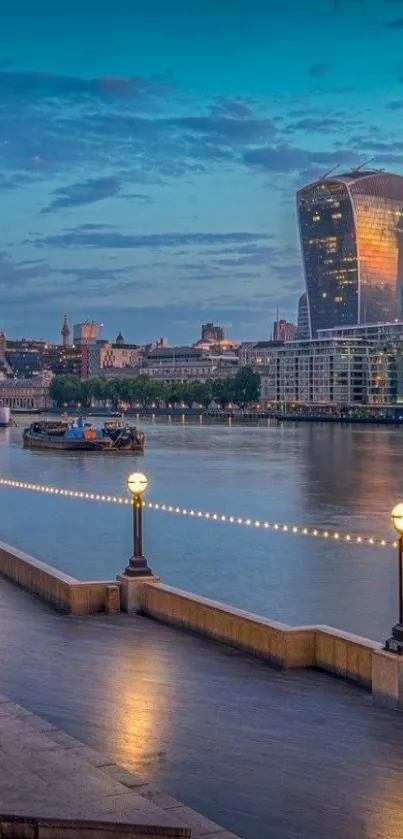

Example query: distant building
[4,339,83,378]
[239,341,283,368]
[0,332,6,358]
[61,314,71,347]
[73,321,99,346]
[273,319,296,343]
[296,292,310,339]
[0,371,52,410]
[87,341,141,378]
[5,342,44,378]
[297,169,403,336]
[201,323,224,343]
[115,331,125,345]
[318,321,403,343]
[144,346,238,382]
[42,344,83,377]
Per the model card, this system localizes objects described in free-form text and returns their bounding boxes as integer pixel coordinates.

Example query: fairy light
[0,476,394,549]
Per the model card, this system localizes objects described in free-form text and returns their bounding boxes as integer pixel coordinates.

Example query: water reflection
[0,418,402,640]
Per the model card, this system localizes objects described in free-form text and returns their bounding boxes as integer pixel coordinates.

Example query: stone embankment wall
[138,581,399,708]
[0,540,120,615]
[138,582,377,688]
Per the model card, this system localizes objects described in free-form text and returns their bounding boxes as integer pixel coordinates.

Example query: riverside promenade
[2,577,403,839]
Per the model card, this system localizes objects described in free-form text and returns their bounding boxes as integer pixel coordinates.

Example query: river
[0,416,401,641]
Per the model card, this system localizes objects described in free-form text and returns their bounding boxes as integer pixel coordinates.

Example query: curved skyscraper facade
[297,170,403,336]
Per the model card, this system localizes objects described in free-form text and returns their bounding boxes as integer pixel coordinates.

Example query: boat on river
[22,416,145,453]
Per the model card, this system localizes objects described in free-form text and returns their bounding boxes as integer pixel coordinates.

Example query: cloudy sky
[2,0,403,343]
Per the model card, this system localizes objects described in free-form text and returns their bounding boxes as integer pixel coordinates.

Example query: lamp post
[385,502,403,654]
[124,472,153,577]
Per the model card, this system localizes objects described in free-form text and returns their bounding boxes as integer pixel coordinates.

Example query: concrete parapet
[372,649,403,709]
[139,582,315,669]
[315,625,379,688]
[105,584,120,615]
[139,582,386,694]
[0,540,120,615]
[117,573,160,613]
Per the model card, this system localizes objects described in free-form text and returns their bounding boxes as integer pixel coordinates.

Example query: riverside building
[259,337,371,405]
[258,336,403,406]
[0,371,52,410]
[297,169,403,336]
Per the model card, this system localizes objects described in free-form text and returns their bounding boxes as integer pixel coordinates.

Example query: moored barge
[22,417,145,452]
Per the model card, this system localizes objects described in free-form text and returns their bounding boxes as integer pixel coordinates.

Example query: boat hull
[22,432,144,453]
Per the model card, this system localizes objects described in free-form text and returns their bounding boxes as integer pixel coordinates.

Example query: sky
[2,0,403,344]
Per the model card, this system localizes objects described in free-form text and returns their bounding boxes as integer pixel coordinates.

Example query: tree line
[49,368,261,409]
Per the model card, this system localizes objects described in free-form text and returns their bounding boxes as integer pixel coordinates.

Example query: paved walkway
[1,578,403,839]
[0,695,237,838]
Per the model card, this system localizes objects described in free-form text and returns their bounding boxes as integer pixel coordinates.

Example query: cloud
[309,63,332,78]
[386,99,403,109]
[0,70,173,102]
[284,117,343,134]
[0,252,51,296]
[41,175,122,213]
[171,114,275,143]
[32,230,272,250]
[385,16,403,26]
[243,145,360,172]
[211,97,254,120]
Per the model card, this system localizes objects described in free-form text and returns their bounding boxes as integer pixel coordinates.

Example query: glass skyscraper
[297,170,403,337]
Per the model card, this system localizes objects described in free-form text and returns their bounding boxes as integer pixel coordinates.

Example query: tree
[233,366,260,406]
[49,375,82,407]
[212,377,234,409]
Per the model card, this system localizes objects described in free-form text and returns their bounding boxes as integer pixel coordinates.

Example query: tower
[61,314,71,347]
[115,331,125,345]
[296,170,403,336]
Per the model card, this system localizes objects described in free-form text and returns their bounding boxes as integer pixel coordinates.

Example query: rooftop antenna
[321,163,340,180]
[354,158,375,172]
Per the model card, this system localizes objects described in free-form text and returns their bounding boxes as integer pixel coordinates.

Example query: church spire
[61,314,71,347]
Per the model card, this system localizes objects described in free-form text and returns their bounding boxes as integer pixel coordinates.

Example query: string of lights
[0,476,396,549]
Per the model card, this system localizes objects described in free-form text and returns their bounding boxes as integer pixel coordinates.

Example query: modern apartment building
[259,338,372,405]
[238,341,283,367]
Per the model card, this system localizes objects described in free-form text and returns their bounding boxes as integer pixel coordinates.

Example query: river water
[0,417,402,641]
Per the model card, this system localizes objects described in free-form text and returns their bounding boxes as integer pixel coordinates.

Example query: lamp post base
[385,624,403,655]
[124,556,153,577]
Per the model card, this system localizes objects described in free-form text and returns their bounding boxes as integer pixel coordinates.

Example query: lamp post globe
[127,472,148,497]
[385,502,403,654]
[124,472,152,577]
[391,503,403,536]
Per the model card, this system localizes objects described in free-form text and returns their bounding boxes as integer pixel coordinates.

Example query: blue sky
[2,0,403,343]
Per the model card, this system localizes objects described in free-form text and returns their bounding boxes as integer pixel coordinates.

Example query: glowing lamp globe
[127,472,148,497]
[391,503,403,535]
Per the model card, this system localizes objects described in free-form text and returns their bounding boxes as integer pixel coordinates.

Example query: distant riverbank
[13,404,403,426]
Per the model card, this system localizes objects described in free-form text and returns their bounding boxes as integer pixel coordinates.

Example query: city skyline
[3,0,403,342]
